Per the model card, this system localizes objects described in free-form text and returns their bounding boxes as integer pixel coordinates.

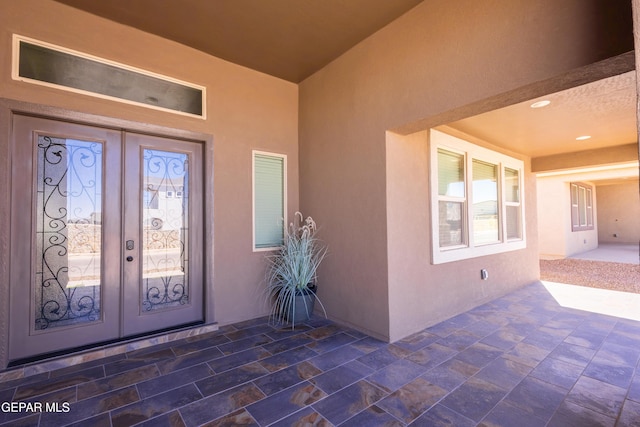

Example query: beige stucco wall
[0,0,299,326]
[537,178,599,258]
[597,181,640,243]
[299,0,632,341]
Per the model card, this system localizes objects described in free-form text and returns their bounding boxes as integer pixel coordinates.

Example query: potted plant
[265,212,327,328]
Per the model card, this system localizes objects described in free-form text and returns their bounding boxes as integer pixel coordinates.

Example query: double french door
[9,115,203,361]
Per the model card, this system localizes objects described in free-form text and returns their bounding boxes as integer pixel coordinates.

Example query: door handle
[126,240,135,250]
[126,256,134,262]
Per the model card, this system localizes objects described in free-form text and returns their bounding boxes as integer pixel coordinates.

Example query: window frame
[430,129,526,264]
[570,182,594,231]
[252,150,287,252]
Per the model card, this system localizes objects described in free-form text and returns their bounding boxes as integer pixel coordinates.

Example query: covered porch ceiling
[54,0,639,183]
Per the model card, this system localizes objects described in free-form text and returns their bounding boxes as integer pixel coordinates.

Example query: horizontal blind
[254,153,284,248]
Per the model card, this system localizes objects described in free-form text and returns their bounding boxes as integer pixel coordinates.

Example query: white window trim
[252,150,287,252]
[570,182,594,231]
[430,129,526,264]
[12,34,207,119]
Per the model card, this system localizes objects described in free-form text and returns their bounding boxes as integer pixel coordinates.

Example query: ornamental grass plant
[265,212,327,327]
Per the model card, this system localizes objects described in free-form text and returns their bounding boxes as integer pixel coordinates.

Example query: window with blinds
[430,129,526,264]
[570,182,594,231]
[253,151,287,250]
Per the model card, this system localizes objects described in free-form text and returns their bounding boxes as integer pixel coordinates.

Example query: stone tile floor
[1,281,639,426]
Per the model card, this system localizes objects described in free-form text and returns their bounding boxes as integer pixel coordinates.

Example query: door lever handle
[126,256,134,262]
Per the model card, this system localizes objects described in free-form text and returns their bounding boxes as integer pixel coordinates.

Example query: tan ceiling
[54,0,638,175]
[54,0,423,83]
[447,71,638,159]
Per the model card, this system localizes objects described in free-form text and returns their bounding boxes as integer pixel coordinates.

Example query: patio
[1,281,639,426]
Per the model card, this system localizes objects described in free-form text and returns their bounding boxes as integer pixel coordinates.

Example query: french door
[9,115,203,361]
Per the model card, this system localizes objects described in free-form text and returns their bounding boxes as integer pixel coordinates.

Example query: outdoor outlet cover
[481,269,489,280]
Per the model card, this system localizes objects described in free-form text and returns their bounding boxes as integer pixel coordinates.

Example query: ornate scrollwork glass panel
[141,149,189,312]
[34,136,102,330]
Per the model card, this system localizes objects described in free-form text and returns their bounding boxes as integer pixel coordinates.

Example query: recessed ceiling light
[576,135,591,140]
[530,100,551,108]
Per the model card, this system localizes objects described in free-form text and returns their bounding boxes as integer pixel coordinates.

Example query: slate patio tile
[308,344,366,371]
[592,342,640,368]
[439,376,508,422]
[179,383,265,427]
[356,344,412,370]
[0,413,41,427]
[258,346,318,372]
[503,376,566,422]
[41,385,139,427]
[614,328,640,351]
[310,360,373,394]
[110,383,201,427]
[453,342,503,369]
[564,329,607,349]
[425,320,460,338]
[252,361,322,396]
[306,332,357,354]
[436,329,479,351]
[366,358,428,393]
[529,356,583,390]
[409,403,475,427]
[0,371,50,393]
[306,324,345,340]
[199,408,257,427]
[216,334,273,355]
[405,342,457,369]
[206,347,271,374]
[312,380,387,425]
[170,333,230,357]
[264,324,313,341]
[195,362,268,397]
[503,341,550,367]
[546,400,616,427]
[394,330,440,352]
[463,320,501,339]
[349,336,387,354]
[260,333,313,355]
[224,324,275,341]
[246,381,326,425]
[547,342,596,368]
[564,376,627,419]
[479,400,551,427]
[137,363,213,399]
[269,406,330,427]
[617,399,640,427]
[47,354,125,378]
[376,377,447,423]
[583,359,634,388]
[340,405,404,426]
[480,330,525,350]
[420,358,479,392]
[474,356,532,390]
[154,346,224,376]
[628,374,640,402]
[14,366,105,400]
[106,348,175,376]
[77,363,160,400]
[135,410,187,427]
[520,327,568,350]
[64,412,112,427]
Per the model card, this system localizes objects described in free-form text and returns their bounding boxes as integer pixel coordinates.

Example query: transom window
[430,129,526,264]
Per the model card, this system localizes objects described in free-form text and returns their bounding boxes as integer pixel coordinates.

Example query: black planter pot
[285,285,316,323]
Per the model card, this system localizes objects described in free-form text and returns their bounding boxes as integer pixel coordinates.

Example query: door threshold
[0,322,218,384]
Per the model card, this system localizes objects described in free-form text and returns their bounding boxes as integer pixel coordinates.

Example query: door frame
[0,98,215,369]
